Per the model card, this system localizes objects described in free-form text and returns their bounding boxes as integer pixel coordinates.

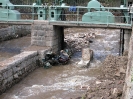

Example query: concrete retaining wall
[0,25,31,42]
[0,51,40,94]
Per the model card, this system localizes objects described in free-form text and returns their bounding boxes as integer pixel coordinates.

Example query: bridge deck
[49,21,132,29]
[0,21,132,29]
[0,21,32,25]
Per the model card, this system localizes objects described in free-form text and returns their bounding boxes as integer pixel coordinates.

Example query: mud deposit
[79,55,128,99]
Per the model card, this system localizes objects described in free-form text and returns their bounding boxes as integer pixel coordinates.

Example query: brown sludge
[78,54,128,99]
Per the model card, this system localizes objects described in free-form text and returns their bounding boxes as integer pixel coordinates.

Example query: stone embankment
[0,25,30,42]
[0,48,50,94]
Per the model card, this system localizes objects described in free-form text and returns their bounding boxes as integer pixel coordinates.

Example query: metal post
[32,6,34,21]
[7,4,9,22]
[119,29,125,55]
[107,8,109,25]
[124,0,127,7]
[131,13,133,26]
[48,6,50,23]
[77,7,79,24]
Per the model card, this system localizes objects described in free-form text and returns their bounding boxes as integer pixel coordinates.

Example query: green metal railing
[48,6,132,26]
[0,4,132,27]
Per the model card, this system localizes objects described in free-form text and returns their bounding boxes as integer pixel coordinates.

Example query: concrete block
[37,31,46,36]
[0,74,3,83]
[82,48,93,61]
[47,25,53,30]
[6,76,13,83]
[31,40,38,45]
[46,36,54,41]
[17,70,22,76]
[37,36,46,41]
[45,39,58,47]
[37,41,46,46]
[46,41,53,47]
[25,59,32,66]
[22,51,38,59]
[41,37,46,41]
[41,25,47,30]
[19,62,26,69]
[2,79,8,86]
[2,69,13,79]
[34,25,43,30]
[46,31,55,37]
[13,73,18,79]
[32,36,39,40]
[38,49,50,59]
[31,30,37,36]
[12,66,18,74]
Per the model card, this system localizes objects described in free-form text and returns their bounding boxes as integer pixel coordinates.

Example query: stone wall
[31,20,64,53]
[0,51,40,94]
[0,25,31,42]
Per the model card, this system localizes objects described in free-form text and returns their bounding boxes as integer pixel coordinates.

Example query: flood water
[0,36,102,99]
[0,36,31,61]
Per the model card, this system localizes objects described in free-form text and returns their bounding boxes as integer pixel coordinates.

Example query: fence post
[77,7,79,24]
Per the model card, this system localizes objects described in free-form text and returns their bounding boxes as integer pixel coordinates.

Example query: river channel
[0,35,102,99]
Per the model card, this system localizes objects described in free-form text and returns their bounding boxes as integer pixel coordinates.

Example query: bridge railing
[0,5,132,27]
[1,5,42,22]
[48,6,132,26]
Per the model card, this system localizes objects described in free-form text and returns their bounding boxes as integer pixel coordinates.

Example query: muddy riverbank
[78,55,128,99]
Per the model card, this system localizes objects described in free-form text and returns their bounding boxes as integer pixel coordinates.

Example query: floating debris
[42,49,73,68]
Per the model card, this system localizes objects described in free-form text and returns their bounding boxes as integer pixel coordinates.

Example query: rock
[96,81,102,84]
[120,67,126,74]
[82,48,93,61]
[78,59,90,67]
[112,88,118,96]
[78,48,93,67]
[75,97,82,99]
[115,71,120,77]
[112,88,122,97]
[80,85,90,90]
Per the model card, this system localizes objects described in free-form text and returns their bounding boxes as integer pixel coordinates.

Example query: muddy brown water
[0,62,102,99]
[0,36,102,99]
[0,36,31,61]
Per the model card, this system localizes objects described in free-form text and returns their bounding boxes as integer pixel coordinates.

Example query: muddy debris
[42,49,73,68]
[75,55,128,99]
[64,30,95,51]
